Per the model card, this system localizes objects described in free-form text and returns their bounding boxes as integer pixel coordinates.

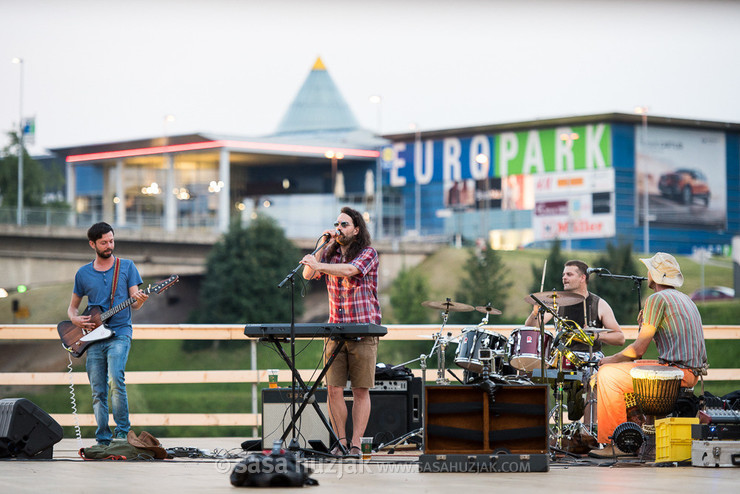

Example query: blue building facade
[381,114,740,255]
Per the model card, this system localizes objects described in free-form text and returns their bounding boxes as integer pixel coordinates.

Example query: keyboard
[244,323,387,339]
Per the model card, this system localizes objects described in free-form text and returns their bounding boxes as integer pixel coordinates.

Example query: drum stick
[540,260,547,292]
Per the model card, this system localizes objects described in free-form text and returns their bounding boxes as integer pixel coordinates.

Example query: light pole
[12,57,24,226]
[410,123,422,235]
[475,153,489,242]
[369,95,382,134]
[559,132,580,251]
[635,106,650,254]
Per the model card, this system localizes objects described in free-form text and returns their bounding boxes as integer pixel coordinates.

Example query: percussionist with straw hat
[590,252,707,457]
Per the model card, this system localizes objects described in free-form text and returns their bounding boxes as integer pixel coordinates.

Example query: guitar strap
[110,257,121,309]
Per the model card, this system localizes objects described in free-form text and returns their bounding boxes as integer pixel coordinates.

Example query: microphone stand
[278,234,332,451]
[593,271,647,315]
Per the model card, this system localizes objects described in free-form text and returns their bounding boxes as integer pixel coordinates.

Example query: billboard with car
[635,126,726,229]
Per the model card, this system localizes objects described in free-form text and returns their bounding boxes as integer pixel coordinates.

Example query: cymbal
[421,300,474,312]
[474,305,502,315]
[524,290,585,308]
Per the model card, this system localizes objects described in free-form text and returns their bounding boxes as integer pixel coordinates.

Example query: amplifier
[261,378,422,449]
[262,388,329,449]
[692,423,740,441]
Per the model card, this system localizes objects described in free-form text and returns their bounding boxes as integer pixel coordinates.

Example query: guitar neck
[100,288,149,321]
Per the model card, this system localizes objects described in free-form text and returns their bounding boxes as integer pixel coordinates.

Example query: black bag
[230,451,318,488]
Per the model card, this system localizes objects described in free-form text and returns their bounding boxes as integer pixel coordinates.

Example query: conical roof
[274,57,360,135]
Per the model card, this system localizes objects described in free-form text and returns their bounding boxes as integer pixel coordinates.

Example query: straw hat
[639,252,684,288]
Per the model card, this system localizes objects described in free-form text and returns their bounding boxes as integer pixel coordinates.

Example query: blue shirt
[73,257,143,338]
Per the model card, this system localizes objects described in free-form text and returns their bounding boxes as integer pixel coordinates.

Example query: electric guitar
[57,275,179,357]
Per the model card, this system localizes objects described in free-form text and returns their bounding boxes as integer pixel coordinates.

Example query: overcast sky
[1,0,739,151]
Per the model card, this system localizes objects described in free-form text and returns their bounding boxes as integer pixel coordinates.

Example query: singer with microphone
[300,207,380,459]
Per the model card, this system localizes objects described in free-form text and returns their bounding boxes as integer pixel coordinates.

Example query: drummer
[525,260,625,350]
[591,253,707,457]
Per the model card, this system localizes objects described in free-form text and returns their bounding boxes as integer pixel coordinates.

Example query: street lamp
[324,150,344,197]
[369,95,382,134]
[635,106,650,254]
[12,57,24,226]
[475,153,489,242]
[409,123,422,235]
[559,132,580,251]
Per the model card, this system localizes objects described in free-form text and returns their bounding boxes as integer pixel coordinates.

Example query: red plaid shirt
[321,246,381,324]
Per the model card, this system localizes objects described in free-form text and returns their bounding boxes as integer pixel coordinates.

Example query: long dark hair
[326,207,372,261]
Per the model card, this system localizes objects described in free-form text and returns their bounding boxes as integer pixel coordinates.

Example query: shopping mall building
[50,59,740,255]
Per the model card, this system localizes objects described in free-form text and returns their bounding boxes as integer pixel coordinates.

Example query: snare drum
[629,365,684,416]
[507,327,553,372]
[454,328,507,373]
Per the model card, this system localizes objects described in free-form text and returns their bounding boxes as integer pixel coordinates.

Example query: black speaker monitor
[0,398,64,459]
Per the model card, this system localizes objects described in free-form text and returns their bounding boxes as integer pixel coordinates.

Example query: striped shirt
[321,246,381,324]
[642,288,707,370]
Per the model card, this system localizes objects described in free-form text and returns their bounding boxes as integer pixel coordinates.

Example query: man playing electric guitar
[67,222,148,445]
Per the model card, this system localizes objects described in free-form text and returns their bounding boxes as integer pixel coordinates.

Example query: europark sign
[381,124,615,241]
[383,123,612,185]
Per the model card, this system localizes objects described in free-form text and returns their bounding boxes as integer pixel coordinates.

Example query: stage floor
[1,437,737,493]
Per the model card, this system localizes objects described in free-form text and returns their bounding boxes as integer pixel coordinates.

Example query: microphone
[586,267,607,275]
[322,229,342,238]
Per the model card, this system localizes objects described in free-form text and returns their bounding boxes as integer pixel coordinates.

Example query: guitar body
[57,306,111,358]
[57,274,179,358]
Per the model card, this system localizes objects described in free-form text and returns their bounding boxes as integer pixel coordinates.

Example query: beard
[96,248,113,259]
[336,232,355,246]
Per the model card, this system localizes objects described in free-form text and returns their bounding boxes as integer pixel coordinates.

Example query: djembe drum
[629,365,684,417]
[628,365,684,460]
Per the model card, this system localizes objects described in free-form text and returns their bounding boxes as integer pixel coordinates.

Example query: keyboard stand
[262,334,351,454]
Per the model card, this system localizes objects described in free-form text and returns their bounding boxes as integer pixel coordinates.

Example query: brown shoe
[588,444,633,458]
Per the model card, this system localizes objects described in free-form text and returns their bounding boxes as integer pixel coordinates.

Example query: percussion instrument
[474,304,502,315]
[524,290,585,308]
[421,299,474,312]
[556,350,604,372]
[629,365,685,416]
[454,328,507,374]
[507,327,553,372]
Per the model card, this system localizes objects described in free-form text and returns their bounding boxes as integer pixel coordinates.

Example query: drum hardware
[417,298,472,385]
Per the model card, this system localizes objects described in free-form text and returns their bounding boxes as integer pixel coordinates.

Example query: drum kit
[407,291,608,453]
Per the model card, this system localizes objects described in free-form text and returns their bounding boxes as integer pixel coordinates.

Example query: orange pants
[596,360,698,444]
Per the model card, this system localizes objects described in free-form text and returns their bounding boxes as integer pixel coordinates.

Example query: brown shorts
[325,337,378,388]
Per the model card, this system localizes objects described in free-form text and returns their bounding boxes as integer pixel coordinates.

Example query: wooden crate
[424,384,549,455]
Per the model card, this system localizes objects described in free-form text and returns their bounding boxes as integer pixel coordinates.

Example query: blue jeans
[86,334,131,444]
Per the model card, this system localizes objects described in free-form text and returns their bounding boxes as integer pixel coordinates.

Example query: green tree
[0,131,48,208]
[588,243,642,324]
[454,246,512,325]
[190,215,304,325]
[529,240,568,294]
[390,268,431,324]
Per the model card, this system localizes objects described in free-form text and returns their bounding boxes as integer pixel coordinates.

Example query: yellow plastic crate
[655,417,699,462]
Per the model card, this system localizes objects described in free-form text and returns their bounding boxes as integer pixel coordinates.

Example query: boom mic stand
[277,234,332,453]
[590,270,647,316]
